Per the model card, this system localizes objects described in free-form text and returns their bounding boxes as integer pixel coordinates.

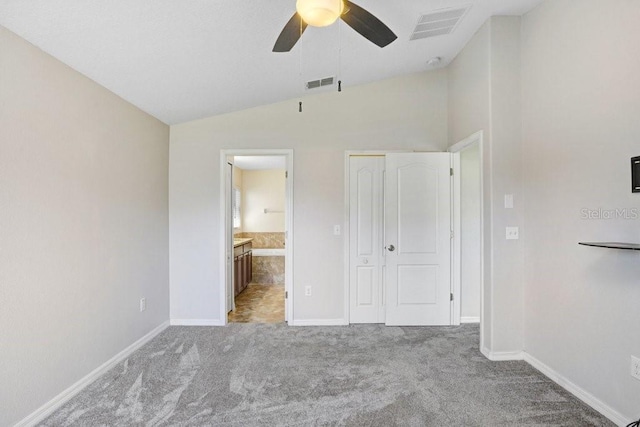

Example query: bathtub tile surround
[232,237,253,247]
[234,232,284,249]
[252,256,285,285]
[234,231,285,285]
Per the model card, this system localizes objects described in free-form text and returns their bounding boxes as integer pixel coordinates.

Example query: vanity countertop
[233,237,253,248]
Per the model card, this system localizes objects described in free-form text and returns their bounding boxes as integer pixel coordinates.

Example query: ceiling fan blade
[341,1,397,48]
[273,13,308,52]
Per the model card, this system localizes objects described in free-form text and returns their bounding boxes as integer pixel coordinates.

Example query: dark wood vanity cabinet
[234,242,252,296]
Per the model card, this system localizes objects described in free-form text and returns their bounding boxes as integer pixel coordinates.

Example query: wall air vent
[306,76,334,90]
[410,6,470,41]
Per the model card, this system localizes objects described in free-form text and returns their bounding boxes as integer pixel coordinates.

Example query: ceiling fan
[273,0,397,52]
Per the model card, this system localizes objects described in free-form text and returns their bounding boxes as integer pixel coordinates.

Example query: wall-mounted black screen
[632,156,640,193]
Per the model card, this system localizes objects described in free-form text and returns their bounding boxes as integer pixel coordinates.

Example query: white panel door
[385,153,451,326]
[349,156,385,323]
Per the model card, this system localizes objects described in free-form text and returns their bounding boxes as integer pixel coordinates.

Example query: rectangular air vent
[306,76,334,90]
[410,6,470,41]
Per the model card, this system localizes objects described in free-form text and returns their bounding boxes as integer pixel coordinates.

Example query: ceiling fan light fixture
[296,0,344,27]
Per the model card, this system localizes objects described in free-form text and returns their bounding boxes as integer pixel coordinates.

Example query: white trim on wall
[523,353,629,426]
[170,319,225,326]
[219,149,294,325]
[290,319,349,326]
[15,321,170,427]
[476,347,625,424]
[481,347,523,361]
[461,316,480,323]
[451,153,461,325]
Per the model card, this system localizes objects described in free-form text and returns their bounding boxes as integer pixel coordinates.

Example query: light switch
[506,227,519,240]
[504,194,514,209]
[334,225,341,236]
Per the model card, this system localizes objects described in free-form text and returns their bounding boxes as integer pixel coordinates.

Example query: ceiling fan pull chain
[337,18,342,92]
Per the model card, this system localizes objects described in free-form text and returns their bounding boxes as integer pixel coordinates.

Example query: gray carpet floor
[40,324,613,426]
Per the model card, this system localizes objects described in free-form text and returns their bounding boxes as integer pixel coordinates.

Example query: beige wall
[521,1,640,420]
[3,1,638,422]
[0,26,170,426]
[460,144,481,319]
[448,21,494,346]
[169,70,449,323]
[488,16,525,354]
[448,16,524,354]
[242,169,286,232]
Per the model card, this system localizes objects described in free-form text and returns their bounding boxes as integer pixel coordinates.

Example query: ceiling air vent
[306,76,334,90]
[410,6,470,41]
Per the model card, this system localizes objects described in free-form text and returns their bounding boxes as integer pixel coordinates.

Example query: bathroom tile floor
[228,283,285,323]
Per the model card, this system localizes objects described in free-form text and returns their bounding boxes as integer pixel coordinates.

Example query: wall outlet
[140,298,146,312]
[632,355,640,381]
[304,286,312,297]
[506,227,519,240]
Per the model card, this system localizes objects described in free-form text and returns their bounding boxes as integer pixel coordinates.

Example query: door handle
[386,244,395,252]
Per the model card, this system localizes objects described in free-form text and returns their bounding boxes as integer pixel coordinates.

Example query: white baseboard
[523,353,628,426]
[481,346,524,361]
[15,320,170,427]
[461,316,480,323]
[170,318,225,326]
[290,319,349,326]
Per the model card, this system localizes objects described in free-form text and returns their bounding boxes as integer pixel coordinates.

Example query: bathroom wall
[237,168,286,284]
[242,169,286,233]
[234,167,286,249]
[232,165,243,233]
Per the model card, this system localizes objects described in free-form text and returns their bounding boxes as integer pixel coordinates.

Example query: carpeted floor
[40,324,613,426]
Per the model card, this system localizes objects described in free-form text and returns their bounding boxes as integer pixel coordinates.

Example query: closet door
[384,153,452,326]
[349,156,385,323]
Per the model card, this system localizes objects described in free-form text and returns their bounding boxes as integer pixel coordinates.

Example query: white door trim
[448,131,485,347]
[451,153,461,325]
[219,149,294,325]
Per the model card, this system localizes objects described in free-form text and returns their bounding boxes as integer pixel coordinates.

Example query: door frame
[219,148,294,325]
[448,131,485,344]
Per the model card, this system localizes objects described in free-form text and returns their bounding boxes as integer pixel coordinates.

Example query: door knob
[386,244,395,252]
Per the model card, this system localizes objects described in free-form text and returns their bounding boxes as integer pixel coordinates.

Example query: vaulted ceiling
[0,0,542,124]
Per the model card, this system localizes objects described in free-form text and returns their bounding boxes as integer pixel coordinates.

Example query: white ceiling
[234,156,286,170]
[0,0,543,125]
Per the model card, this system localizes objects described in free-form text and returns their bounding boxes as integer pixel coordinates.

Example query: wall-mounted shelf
[579,242,640,251]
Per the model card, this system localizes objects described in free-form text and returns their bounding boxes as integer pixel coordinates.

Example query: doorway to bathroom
[220,149,293,324]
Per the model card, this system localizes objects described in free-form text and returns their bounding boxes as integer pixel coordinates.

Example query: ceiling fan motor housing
[274,0,396,52]
[296,0,345,27]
